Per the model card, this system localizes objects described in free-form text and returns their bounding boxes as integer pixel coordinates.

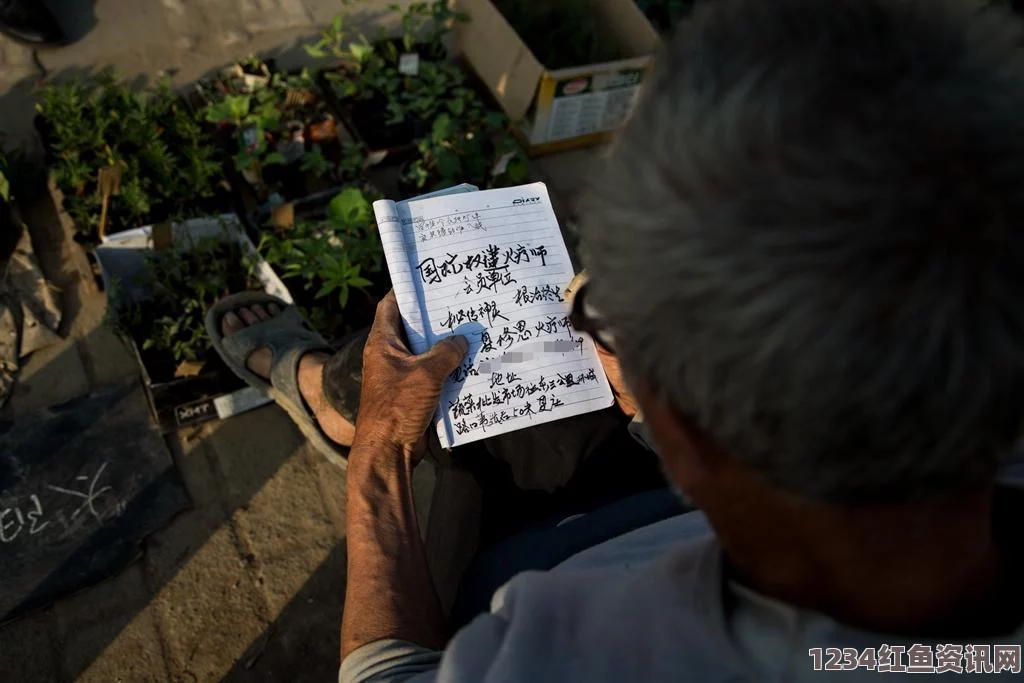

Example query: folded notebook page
[373,182,613,448]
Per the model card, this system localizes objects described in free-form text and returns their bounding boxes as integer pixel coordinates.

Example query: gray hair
[582,0,1024,502]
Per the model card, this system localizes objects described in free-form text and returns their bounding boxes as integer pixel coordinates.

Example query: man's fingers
[420,335,469,379]
[368,291,406,346]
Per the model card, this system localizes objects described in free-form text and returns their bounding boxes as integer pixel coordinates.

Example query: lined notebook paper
[374,182,614,448]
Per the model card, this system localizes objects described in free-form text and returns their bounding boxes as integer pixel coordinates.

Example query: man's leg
[318,322,666,536]
[321,329,642,490]
[465,410,667,547]
[220,303,355,444]
[320,328,368,429]
[223,305,665,622]
[449,487,688,630]
[479,408,625,492]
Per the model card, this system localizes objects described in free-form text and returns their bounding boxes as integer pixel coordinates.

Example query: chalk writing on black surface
[0,462,122,544]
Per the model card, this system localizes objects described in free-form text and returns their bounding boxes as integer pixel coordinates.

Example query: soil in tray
[136,332,237,390]
[343,92,430,153]
[119,240,261,385]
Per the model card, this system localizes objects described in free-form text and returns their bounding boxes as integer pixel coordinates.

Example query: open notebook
[373,182,614,448]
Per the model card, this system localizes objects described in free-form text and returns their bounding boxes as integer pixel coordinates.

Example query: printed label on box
[546,69,646,143]
[174,398,218,427]
[213,386,271,419]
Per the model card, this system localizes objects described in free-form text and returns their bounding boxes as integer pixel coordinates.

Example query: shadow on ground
[222,541,349,682]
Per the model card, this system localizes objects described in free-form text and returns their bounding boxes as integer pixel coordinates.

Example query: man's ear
[635,388,721,500]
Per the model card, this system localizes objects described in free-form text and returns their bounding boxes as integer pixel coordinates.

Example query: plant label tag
[241,125,262,152]
[366,149,389,166]
[399,52,420,76]
[97,164,123,196]
[271,202,295,230]
[213,386,271,418]
[491,151,516,177]
[241,73,270,92]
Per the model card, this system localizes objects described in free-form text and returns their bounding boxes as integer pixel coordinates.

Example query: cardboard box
[456,0,661,155]
[94,215,294,431]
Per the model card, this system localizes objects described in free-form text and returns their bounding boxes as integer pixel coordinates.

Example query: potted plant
[494,0,617,70]
[257,186,388,338]
[36,71,228,243]
[203,63,366,209]
[114,229,259,381]
[185,54,275,114]
[99,216,296,430]
[198,55,273,98]
[307,1,472,159]
[399,103,529,196]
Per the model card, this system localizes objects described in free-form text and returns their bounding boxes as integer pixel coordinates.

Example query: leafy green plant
[300,144,332,178]
[402,106,528,194]
[259,187,384,331]
[204,87,281,176]
[306,2,471,146]
[306,1,463,63]
[118,227,260,371]
[203,62,362,197]
[190,55,274,113]
[495,0,616,69]
[37,71,225,240]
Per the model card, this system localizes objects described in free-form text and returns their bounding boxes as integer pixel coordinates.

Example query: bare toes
[239,307,260,326]
[222,311,243,336]
[268,303,282,316]
[252,304,270,321]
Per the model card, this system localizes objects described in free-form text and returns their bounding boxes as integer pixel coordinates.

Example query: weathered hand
[351,290,469,462]
[596,343,640,418]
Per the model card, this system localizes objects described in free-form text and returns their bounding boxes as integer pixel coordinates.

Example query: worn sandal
[205,292,348,470]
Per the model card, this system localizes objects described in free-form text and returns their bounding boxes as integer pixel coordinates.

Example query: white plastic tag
[491,151,516,177]
[399,52,421,76]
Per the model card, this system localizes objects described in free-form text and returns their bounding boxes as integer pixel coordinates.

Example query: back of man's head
[583,0,1024,503]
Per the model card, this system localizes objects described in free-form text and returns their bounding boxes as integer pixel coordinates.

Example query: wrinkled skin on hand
[352,290,469,462]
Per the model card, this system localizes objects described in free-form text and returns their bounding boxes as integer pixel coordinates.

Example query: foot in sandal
[221,301,356,447]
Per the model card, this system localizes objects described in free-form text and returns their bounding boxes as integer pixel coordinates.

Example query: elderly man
[208,0,1024,678]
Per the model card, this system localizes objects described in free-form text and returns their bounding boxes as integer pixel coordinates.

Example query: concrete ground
[0,1,601,680]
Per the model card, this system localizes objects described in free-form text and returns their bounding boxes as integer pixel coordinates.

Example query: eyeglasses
[568,277,617,353]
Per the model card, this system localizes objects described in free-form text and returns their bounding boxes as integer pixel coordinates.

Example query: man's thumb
[423,335,470,376]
